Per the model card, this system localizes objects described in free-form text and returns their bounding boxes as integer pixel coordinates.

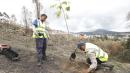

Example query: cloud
[64,0,130,32]
[0,0,130,32]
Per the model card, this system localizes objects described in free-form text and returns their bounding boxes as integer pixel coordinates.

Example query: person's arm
[32,19,38,28]
[87,53,97,73]
[45,22,50,38]
[32,19,38,34]
[32,25,35,32]
[45,22,49,30]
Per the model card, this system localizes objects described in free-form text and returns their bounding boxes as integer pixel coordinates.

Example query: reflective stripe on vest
[32,21,48,38]
[32,31,48,38]
[95,48,108,62]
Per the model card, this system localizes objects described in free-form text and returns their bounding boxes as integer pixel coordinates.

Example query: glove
[69,52,76,61]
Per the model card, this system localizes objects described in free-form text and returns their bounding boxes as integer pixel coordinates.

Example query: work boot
[96,65,104,71]
[42,54,47,61]
[109,65,114,71]
[37,58,43,66]
[12,57,20,61]
[37,62,42,67]
[100,63,114,71]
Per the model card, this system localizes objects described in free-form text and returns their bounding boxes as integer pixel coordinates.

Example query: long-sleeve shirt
[32,19,49,38]
[84,43,101,72]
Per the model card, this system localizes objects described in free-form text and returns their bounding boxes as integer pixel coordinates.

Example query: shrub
[88,38,124,56]
[118,49,130,62]
[126,37,130,49]
[118,37,130,62]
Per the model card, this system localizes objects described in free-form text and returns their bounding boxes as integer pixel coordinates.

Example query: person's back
[70,42,114,72]
[85,43,108,62]
[85,43,100,53]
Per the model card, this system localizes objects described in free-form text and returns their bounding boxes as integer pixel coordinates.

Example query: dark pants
[87,58,104,65]
[35,38,47,62]
[87,58,113,70]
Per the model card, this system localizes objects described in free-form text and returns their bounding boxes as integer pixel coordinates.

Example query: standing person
[70,42,114,73]
[32,14,49,66]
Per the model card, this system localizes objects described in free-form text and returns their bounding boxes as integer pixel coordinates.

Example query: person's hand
[33,30,38,35]
[87,68,96,73]
[34,31,38,36]
[47,34,50,40]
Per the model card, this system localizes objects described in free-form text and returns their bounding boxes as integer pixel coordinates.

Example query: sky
[0,0,130,32]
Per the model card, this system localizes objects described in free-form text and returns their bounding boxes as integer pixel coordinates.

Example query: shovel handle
[74,48,77,53]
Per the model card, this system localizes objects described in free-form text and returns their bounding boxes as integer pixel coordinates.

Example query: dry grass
[0,23,130,73]
[93,40,124,56]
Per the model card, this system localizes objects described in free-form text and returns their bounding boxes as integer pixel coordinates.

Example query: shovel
[69,48,77,62]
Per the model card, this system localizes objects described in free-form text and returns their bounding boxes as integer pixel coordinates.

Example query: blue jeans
[35,38,47,62]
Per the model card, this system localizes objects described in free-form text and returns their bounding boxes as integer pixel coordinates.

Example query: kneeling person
[77,42,114,73]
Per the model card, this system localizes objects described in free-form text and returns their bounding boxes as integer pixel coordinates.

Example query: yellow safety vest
[95,48,108,62]
[85,43,108,62]
[32,21,48,38]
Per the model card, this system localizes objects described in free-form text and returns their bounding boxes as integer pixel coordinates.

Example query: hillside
[0,23,130,73]
[78,29,130,35]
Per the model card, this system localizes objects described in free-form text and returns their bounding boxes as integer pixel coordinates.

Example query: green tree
[50,0,70,18]
[120,37,130,62]
[126,37,130,49]
[50,0,70,40]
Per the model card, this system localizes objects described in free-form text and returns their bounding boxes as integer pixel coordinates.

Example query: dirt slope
[0,23,130,73]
